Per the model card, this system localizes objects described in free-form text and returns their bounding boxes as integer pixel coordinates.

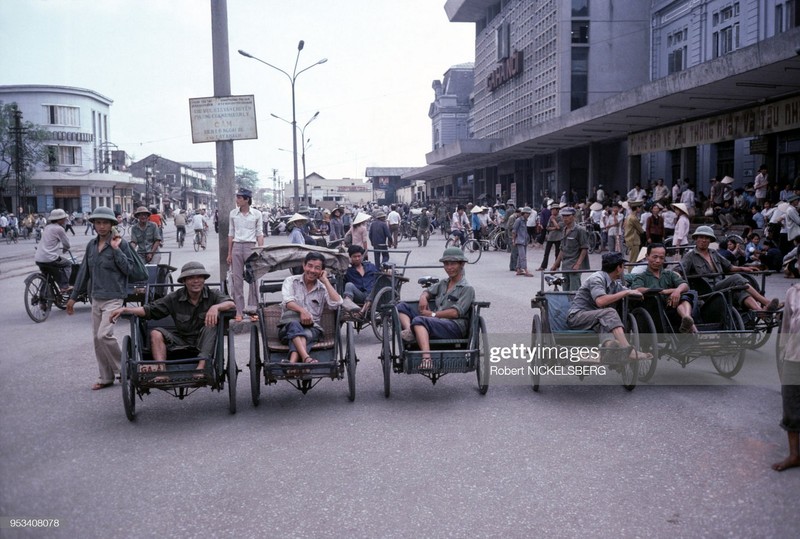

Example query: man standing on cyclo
[109,262,236,383]
[129,206,162,264]
[34,209,73,292]
[191,207,209,249]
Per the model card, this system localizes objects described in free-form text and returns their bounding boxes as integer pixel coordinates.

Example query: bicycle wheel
[371,286,393,341]
[463,239,482,263]
[193,234,200,252]
[444,236,458,249]
[24,273,52,323]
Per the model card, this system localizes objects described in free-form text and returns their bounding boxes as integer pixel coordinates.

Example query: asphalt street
[0,224,798,538]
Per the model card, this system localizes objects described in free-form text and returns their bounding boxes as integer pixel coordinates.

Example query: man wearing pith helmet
[67,206,137,390]
[110,262,235,382]
[395,247,476,371]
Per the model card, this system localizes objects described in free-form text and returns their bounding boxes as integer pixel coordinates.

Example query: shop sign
[629,95,800,155]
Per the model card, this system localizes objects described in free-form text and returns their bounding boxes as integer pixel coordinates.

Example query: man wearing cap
[67,207,137,390]
[34,209,72,292]
[623,201,645,264]
[567,252,651,360]
[551,206,589,290]
[537,202,563,271]
[227,188,264,321]
[513,207,533,277]
[417,208,431,247]
[681,225,781,313]
[369,210,392,266]
[110,262,235,382]
[129,206,163,264]
[396,248,475,371]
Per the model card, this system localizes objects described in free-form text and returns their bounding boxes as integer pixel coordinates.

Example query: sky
[0,0,475,185]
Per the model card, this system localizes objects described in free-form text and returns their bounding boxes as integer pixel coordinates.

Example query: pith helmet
[439,247,468,263]
[88,206,116,223]
[177,261,211,283]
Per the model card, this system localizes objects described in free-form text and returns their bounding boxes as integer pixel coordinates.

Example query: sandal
[301,357,318,374]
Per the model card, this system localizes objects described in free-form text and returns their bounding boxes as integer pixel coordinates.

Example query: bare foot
[772,455,800,471]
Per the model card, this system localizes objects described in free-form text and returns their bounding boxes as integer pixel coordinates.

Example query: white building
[0,84,139,215]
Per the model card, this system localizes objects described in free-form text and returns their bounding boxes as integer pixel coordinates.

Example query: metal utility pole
[11,107,25,216]
[211,0,235,279]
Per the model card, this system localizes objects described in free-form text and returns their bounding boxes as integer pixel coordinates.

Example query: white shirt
[661,210,677,229]
[451,211,468,231]
[680,189,695,208]
[229,207,264,242]
[191,213,208,230]
[387,210,401,226]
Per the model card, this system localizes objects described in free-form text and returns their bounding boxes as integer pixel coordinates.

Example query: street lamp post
[238,43,327,211]
[272,111,319,205]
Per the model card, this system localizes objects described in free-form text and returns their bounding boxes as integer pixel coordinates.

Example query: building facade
[430,63,474,150]
[282,173,374,208]
[128,155,215,215]
[0,84,138,215]
[407,1,800,209]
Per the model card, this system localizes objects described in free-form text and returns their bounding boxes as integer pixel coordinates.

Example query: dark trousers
[539,241,561,269]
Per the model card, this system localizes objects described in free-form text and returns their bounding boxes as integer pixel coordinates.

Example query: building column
[680,147,697,182]
[628,154,642,192]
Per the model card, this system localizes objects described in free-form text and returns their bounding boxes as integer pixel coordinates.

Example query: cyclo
[377,248,491,397]
[627,260,751,382]
[246,245,357,404]
[119,280,238,421]
[530,269,642,391]
[124,250,176,306]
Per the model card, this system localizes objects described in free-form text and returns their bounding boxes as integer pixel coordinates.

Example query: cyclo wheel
[121,336,137,421]
[631,307,659,382]
[463,239,482,264]
[370,286,393,341]
[380,307,399,398]
[531,314,543,392]
[227,330,237,414]
[475,317,489,395]
[622,314,640,391]
[343,322,357,402]
[249,324,261,407]
[743,311,774,350]
[710,305,746,378]
[24,273,52,323]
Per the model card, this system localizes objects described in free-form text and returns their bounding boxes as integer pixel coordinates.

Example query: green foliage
[234,166,260,192]
[0,101,49,195]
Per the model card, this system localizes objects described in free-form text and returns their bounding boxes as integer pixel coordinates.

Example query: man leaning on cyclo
[34,209,73,292]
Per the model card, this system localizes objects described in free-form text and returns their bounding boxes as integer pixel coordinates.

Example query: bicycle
[176,227,186,248]
[580,220,603,254]
[193,229,206,251]
[444,230,483,264]
[24,251,89,322]
[6,227,19,244]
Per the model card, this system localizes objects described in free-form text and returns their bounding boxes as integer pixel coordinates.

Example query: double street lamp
[271,111,319,205]
[238,41,327,210]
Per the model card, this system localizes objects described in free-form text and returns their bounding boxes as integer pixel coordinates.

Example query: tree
[234,166,260,193]
[0,102,49,212]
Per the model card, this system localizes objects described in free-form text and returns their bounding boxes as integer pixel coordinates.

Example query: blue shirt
[344,261,380,295]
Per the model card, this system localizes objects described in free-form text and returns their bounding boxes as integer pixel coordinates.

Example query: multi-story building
[430,63,474,150]
[0,84,139,215]
[285,173,375,208]
[408,1,800,208]
[128,155,215,214]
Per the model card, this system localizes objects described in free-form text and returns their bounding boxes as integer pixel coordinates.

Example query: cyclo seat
[544,292,596,335]
[261,304,336,352]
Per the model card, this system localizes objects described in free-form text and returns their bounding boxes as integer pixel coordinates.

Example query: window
[43,105,80,126]
[571,47,588,110]
[571,21,589,43]
[668,46,686,74]
[47,145,80,166]
[777,4,785,33]
[713,23,739,57]
[572,0,588,17]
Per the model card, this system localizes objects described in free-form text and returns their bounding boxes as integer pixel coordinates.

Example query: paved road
[1,225,797,538]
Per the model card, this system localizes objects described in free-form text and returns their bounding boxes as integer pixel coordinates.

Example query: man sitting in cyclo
[342,245,381,318]
[278,252,343,373]
[396,247,475,371]
[681,226,782,313]
[109,262,235,382]
[631,243,698,334]
[566,252,653,360]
